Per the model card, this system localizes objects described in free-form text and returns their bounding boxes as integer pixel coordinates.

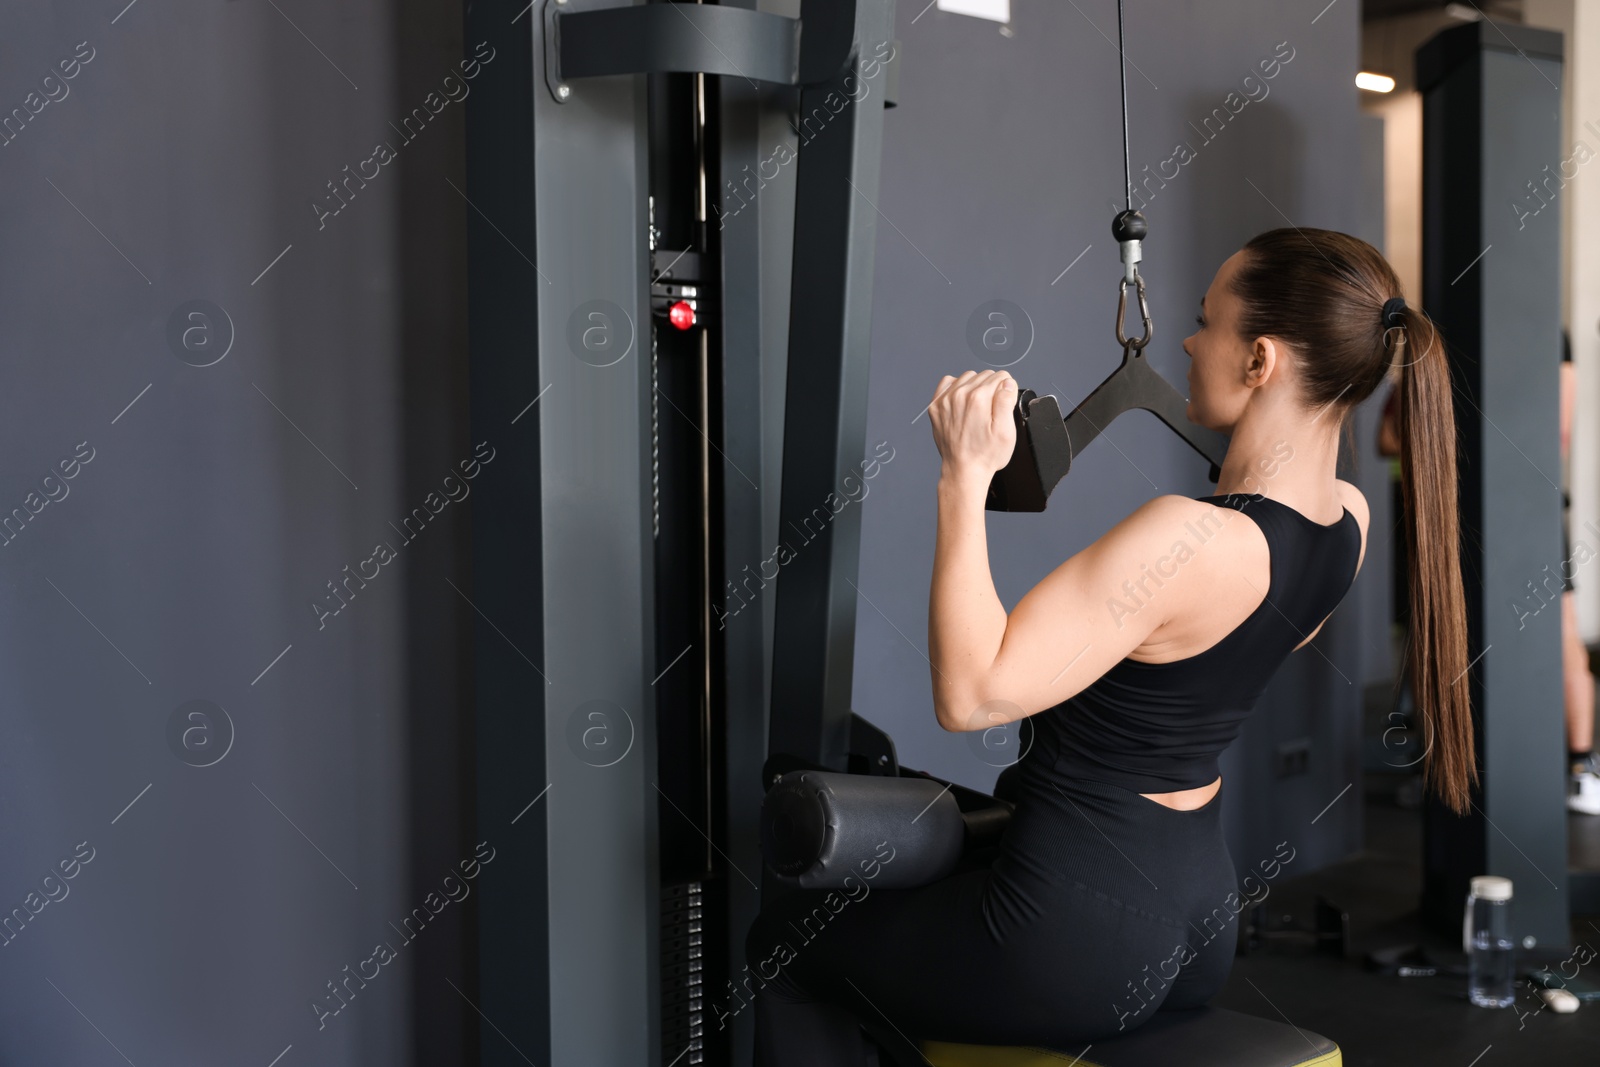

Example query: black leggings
[743,773,1241,1065]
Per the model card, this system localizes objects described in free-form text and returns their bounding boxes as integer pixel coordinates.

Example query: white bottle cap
[1471,875,1514,901]
[1539,987,1580,1014]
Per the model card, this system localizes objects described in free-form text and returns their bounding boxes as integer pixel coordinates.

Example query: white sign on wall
[936,0,1011,24]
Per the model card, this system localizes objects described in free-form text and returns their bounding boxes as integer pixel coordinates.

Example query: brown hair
[1230,227,1476,815]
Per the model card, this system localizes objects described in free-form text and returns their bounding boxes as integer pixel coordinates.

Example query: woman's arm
[925,371,1225,732]
[929,485,1225,731]
[928,467,1009,731]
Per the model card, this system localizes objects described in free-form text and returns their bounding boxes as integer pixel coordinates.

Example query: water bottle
[1464,875,1515,1007]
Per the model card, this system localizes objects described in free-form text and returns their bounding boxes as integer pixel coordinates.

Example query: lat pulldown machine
[466,0,1332,1064]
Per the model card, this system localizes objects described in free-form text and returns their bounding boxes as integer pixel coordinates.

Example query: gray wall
[0,2,473,1065]
[851,0,1389,875]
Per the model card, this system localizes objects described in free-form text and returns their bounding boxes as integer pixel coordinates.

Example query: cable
[1117,0,1131,212]
[1111,0,1144,288]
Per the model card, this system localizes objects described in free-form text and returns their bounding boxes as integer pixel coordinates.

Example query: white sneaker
[1569,761,1600,815]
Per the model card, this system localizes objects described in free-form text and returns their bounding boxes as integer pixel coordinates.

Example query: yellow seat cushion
[917,1007,1340,1067]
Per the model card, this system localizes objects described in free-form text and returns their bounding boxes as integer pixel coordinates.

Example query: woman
[744,228,1472,1064]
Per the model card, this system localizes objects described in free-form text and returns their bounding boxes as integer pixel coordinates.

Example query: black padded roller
[760,770,966,889]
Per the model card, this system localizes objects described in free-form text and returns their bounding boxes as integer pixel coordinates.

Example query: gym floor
[1210,673,1600,1065]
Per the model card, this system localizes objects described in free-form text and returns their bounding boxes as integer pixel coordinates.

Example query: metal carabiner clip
[1116,272,1152,351]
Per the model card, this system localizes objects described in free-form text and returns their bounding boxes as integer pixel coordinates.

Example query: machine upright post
[768,0,899,771]
[1417,18,1570,950]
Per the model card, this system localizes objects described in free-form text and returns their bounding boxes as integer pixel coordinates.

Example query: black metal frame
[544,0,873,100]
[766,0,897,771]
[467,0,897,1063]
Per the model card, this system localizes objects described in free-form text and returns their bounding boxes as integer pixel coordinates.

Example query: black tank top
[1033,492,1362,793]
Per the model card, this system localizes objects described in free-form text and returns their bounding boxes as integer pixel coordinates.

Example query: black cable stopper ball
[1112,209,1147,243]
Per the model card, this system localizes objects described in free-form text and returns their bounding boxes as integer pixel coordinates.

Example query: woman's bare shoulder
[1108,493,1235,538]
[1334,479,1370,534]
[1102,493,1270,563]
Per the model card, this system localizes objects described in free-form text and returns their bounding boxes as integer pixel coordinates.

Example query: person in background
[1381,333,1599,813]
[1558,332,1600,813]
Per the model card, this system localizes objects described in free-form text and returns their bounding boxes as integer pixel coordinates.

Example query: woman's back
[1038,490,1367,796]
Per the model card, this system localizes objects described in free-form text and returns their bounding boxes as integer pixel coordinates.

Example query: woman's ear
[1244,336,1280,388]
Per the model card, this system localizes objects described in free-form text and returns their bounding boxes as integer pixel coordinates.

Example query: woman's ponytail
[1231,229,1480,815]
[1395,310,1477,815]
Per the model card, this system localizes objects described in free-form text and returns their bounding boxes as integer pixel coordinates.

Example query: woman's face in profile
[1182,250,1254,432]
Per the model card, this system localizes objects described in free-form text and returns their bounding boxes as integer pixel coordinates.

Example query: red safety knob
[668,300,695,331]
